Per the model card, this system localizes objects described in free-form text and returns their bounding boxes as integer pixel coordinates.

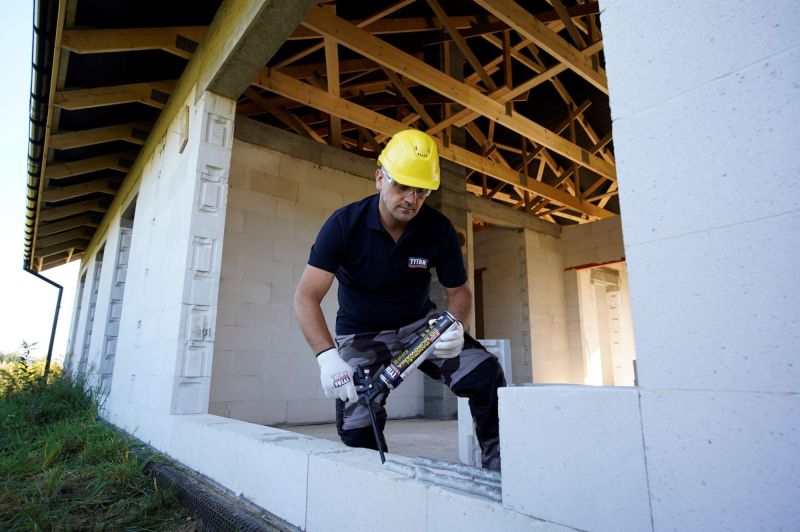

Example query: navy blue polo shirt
[308,194,466,335]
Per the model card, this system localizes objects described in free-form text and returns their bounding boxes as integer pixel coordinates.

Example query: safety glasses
[380,168,433,199]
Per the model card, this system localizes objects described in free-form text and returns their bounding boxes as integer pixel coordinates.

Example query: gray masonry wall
[209,122,426,425]
[524,229,571,383]
[561,216,629,384]
[473,227,531,384]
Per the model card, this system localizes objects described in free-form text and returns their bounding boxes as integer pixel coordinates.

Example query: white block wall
[107,411,571,532]
[83,88,237,450]
[497,2,800,531]
[210,136,425,425]
[524,230,571,383]
[500,386,651,531]
[474,227,531,384]
[473,220,629,385]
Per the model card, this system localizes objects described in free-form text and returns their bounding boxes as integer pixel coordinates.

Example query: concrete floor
[283,418,459,462]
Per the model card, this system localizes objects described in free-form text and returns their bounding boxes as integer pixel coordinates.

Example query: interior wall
[473,227,531,384]
[524,230,571,383]
[561,216,630,384]
[210,128,425,425]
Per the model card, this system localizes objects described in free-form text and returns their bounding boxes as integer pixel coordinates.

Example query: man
[293,129,505,470]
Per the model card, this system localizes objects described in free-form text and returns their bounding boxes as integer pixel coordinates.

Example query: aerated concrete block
[641,389,800,531]
[237,434,346,528]
[627,211,800,392]
[602,0,800,119]
[426,485,572,532]
[500,386,651,532]
[613,46,800,246]
[306,451,428,532]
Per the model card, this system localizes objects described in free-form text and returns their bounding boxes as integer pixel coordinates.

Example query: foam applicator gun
[354,311,457,463]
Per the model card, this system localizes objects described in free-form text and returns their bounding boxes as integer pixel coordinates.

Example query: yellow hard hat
[377,130,440,190]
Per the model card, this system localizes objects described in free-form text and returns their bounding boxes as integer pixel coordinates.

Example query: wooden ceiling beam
[244,87,326,143]
[42,178,118,203]
[474,0,608,94]
[45,152,137,180]
[301,7,615,181]
[54,80,176,110]
[48,122,152,150]
[255,68,613,219]
[61,27,206,59]
[36,214,99,237]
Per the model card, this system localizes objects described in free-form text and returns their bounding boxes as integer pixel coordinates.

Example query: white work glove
[432,320,464,359]
[316,348,359,402]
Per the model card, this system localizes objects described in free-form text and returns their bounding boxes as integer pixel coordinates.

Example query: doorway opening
[576,263,637,386]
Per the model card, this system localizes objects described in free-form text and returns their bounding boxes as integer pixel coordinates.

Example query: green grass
[0,356,200,531]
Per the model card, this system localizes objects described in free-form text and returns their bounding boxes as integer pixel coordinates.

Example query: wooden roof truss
[29,0,616,271]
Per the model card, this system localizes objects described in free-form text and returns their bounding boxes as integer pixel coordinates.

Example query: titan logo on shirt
[408,257,428,268]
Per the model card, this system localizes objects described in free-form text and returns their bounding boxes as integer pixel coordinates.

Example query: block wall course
[212,139,399,424]
[500,386,651,532]
[626,211,800,392]
[602,0,800,119]
[641,389,800,531]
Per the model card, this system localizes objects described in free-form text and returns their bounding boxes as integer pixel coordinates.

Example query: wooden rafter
[42,178,118,203]
[254,68,613,219]
[41,251,84,269]
[35,228,94,249]
[39,199,108,223]
[61,27,206,59]
[35,239,89,258]
[425,0,497,92]
[381,67,435,128]
[244,88,326,144]
[323,4,342,148]
[549,0,587,49]
[301,6,615,181]
[276,0,415,68]
[54,81,176,110]
[287,5,600,40]
[45,152,136,180]
[48,122,152,150]
[474,0,608,94]
[36,214,99,237]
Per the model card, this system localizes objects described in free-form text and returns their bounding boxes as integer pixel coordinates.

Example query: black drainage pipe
[23,266,62,382]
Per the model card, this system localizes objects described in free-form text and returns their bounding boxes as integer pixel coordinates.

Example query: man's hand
[432,320,464,359]
[316,348,359,402]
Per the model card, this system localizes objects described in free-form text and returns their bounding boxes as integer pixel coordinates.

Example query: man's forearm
[294,298,335,354]
[446,286,472,327]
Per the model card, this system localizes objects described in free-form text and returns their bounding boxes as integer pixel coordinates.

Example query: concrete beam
[201,0,317,99]
[467,194,561,238]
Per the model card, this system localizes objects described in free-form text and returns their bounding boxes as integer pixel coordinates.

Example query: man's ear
[375,168,383,190]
